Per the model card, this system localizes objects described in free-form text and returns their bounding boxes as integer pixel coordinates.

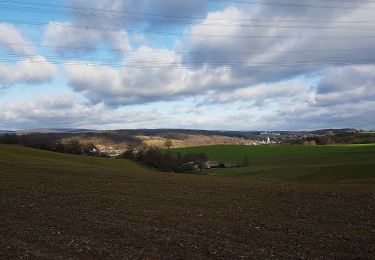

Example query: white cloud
[0,56,56,85]
[0,93,163,129]
[64,47,233,105]
[0,23,56,86]
[211,79,306,106]
[0,91,280,131]
[273,101,375,130]
[44,22,131,55]
[0,23,34,56]
[66,0,208,29]
[56,1,375,110]
[309,65,375,107]
[43,0,208,55]
[185,3,375,85]
[2,1,375,130]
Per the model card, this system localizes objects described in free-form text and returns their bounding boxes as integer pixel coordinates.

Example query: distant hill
[7,128,359,137]
[16,128,96,135]
[0,130,16,135]
[309,128,358,135]
[1,128,363,155]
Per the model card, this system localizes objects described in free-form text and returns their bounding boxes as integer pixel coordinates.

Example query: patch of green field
[362,131,375,134]
[0,144,150,173]
[171,144,375,181]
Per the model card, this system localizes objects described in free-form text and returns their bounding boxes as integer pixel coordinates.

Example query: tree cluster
[119,145,208,173]
[295,131,375,145]
[0,134,106,157]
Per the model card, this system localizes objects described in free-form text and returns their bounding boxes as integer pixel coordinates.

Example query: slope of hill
[0,130,15,134]
[0,144,374,258]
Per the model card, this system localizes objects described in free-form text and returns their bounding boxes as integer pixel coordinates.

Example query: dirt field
[0,144,374,259]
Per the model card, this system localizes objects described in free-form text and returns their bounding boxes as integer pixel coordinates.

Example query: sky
[0,0,375,131]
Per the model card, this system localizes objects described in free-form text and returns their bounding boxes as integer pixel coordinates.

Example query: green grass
[0,144,150,173]
[171,144,375,181]
[3,144,374,183]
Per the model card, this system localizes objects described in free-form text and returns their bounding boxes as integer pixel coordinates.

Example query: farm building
[204,161,226,169]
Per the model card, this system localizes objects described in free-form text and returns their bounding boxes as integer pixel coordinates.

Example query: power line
[0,42,374,55]
[5,18,375,33]
[1,55,374,69]
[1,52,373,64]
[209,0,375,11]
[3,19,375,39]
[2,0,375,25]
[1,1,375,69]
[2,2,375,37]
[2,4,373,26]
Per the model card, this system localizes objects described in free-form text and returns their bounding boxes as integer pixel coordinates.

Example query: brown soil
[0,147,374,259]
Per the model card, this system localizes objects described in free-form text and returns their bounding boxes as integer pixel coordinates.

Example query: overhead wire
[209,0,375,11]
[0,51,374,70]
[2,0,375,24]
[5,18,375,32]
[1,0,375,69]
[1,52,373,64]
[0,59,368,70]
[1,42,374,55]
[3,19,375,39]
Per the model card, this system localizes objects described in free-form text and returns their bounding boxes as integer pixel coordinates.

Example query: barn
[203,161,226,169]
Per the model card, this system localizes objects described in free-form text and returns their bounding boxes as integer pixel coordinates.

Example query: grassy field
[171,144,375,181]
[0,144,374,258]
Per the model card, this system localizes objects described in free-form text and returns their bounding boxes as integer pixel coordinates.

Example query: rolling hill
[0,144,374,258]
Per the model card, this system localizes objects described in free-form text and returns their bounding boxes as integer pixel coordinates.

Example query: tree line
[293,131,375,145]
[118,144,207,173]
[0,134,106,156]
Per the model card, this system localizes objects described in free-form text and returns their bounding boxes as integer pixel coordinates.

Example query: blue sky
[0,0,375,130]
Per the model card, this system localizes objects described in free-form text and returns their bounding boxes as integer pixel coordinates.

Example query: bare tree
[164,139,173,149]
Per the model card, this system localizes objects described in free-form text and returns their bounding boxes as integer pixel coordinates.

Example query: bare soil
[0,144,374,259]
